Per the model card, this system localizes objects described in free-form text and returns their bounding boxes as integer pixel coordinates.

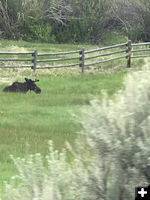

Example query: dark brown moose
[3,78,41,94]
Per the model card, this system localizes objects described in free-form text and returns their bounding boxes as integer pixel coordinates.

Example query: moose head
[25,78,41,94]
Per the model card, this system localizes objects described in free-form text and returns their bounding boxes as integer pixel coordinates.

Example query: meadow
[0,39,146,189]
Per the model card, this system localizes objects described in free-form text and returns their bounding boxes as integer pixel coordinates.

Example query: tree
[0,0,72,40]
[0,0,15,38]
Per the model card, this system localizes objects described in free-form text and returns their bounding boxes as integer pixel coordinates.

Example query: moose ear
[25,78,28,82]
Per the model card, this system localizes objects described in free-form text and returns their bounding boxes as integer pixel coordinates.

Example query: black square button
[135,186,150,199]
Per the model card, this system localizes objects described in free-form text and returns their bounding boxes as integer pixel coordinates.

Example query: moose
[3,78,41,94]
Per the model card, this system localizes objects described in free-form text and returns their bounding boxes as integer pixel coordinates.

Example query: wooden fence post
[80,48,85,73]
[126,40,132,68]
[33,50,38,71]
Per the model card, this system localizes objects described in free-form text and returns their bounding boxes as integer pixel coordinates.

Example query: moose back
[3,78,41,94]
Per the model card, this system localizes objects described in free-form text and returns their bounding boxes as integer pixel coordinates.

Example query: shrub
[16,17,56,43]
[2,141,87,200]
[79,63,150,199]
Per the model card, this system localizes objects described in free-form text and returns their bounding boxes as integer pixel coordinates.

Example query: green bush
[80,63,150,199]
[122,24,145,42]
[142,12,150,41]
[124,12,150,42]
[26,23,56,43]
[16,17,56,43]
[51,19,92,43]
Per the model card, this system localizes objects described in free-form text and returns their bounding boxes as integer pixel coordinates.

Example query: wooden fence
[0,40,150,73]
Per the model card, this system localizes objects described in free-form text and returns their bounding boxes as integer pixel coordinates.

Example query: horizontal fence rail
[0,52,33,55]
[0,40,150,73]
[0,65,32,68]
[0,58,33,62]
[132,42,150,46]
[84,42,127,54]
[85,56,126,67]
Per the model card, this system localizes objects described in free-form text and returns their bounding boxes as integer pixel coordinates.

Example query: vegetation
[0,0,149,199]
[0,38,130,189]
[0,70,125,186]
[0,36,148,196]
[0,0,150,43]
[1,61,150,199]
[79,64,150,199]
[0,0,150,193]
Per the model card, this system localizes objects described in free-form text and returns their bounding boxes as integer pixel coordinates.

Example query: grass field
[0,72,125,186]
[0,39,147,190]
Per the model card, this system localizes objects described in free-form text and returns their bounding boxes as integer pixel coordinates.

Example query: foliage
[51,19,91,43]
[1,0,150,43]
[123,24,145,42]
[2,141,87,200]
[79,64,150,199]
[20,19,56,42]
